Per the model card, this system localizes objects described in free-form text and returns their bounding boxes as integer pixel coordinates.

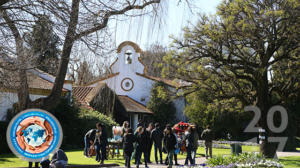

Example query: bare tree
[0,0,163,110]
[141,43,167,77]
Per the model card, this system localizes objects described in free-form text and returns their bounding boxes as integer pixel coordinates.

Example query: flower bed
[198,140,259,147]
[184,153,283,168]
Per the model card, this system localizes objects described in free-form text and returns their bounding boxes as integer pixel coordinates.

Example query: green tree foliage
[185,89,253,140]
[25,14,60,75]
[147,82,176,125]
[162,0,300,157]
[50,99,117,149]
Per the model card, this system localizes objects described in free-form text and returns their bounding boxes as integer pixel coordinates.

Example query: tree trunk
[257,69,277,158]
[2,9,31,111]
[17,68,30,110]
[32,0,80,110]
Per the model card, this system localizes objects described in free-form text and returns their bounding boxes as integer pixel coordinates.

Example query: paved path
[107,157,207,168]
[276,151,300,157]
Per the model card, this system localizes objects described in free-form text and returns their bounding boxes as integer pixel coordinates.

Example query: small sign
[6,109,63,162]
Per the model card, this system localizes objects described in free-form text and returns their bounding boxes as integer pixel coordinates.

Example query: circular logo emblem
[121,78,134,91]
[6,109,63,162]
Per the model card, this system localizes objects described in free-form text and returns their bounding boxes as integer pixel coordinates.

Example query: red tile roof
[27,73,68,91]
[118,95,153,114]
[135,73,182,88]
[72,86,94,103]
[73,83,107,106]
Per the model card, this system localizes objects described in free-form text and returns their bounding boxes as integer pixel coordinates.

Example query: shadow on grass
[0,153,18,163]
[0,158,13,162]
[280,158,300,168]
[196,153,205,157]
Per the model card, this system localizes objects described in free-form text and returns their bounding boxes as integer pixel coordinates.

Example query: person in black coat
[93,123,108,165]
[184,126,195,165]
[84,128,96,157]
[122,128,136,168]
[163,126,177,168]
[135,126,149,168]
[151,123,163,164]
[146,122,154,163]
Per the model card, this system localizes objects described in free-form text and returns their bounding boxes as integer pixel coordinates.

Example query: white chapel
[74,41,187,128]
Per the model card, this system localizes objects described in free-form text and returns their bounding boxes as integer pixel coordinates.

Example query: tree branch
[74,0,160,40]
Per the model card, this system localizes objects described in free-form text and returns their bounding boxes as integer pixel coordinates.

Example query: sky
[113,0,222,50]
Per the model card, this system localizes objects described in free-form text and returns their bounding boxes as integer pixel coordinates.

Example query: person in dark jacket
[135,126,149,168]
[201,125,213,158]
[164,127,179,166]
[40,156,50,168]
[163,126,177,168]
[84,128,96,157]
[184,126,194,165]
[191,125,199,164]
[93,123,108,165]
[146,122,154,163]
[151,123,163,164]
[122,128,136,168]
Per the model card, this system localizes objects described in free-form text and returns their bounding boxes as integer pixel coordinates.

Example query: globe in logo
[23,124,47,147]
[7,109,63,162]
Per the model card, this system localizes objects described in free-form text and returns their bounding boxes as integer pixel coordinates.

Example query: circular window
[121,78,134,91]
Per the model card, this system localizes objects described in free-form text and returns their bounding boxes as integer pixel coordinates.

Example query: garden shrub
[78,108,118,138]
[205,152,283,168]
[50,99,118,149]
[0,121,10,154]
[2,98,118,152]
[147,82,176,125]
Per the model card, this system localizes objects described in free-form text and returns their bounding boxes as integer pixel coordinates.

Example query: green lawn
[279,156,300,168]
[0,145,258,167]
[0,145,298,168]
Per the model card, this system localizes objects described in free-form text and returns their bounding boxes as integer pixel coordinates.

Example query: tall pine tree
[26,15,60,75]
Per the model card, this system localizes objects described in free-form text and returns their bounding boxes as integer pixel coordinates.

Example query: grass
[0,145,298,167]
[0,145,258,167]
[279,156,300,168]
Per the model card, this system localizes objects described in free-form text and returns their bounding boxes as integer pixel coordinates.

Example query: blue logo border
[6,109,63,162]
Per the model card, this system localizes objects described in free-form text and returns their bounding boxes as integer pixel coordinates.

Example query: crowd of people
[84,120,214,168]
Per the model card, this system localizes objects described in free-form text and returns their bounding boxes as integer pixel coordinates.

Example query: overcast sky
[113,0,222,50]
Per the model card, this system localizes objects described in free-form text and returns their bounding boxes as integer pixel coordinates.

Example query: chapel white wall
[88,43,187,122]
[0,92,46,121]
